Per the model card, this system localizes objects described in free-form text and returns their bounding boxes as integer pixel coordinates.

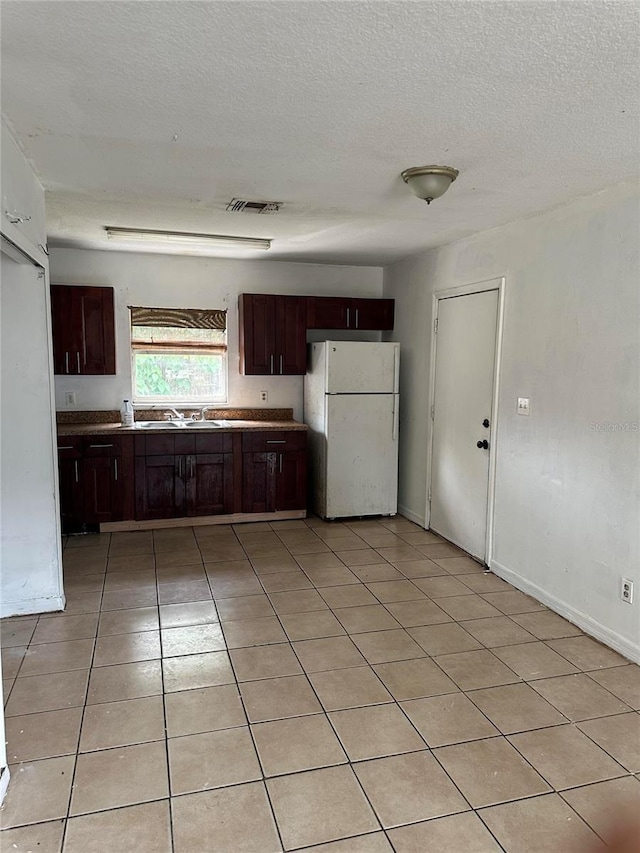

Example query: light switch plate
[517,397,530,416]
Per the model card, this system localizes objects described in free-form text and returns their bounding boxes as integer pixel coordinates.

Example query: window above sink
[130,306,228,405]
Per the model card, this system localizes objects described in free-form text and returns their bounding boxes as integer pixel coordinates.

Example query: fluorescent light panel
[105,227,271,250]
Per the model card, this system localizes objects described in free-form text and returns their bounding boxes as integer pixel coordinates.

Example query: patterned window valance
[129,306,226,330]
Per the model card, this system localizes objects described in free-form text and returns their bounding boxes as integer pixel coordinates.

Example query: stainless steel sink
[135,419,231,430]
[187,419,231,428]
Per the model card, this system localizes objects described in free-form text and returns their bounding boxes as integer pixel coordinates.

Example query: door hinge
[434,318,438,334]
[428,487,432,503]
[430,404,435,420]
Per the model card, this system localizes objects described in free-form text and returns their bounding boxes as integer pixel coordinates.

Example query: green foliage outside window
[134,352,225,401]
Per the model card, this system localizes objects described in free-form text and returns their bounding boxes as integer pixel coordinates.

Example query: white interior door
[430,289,499,560]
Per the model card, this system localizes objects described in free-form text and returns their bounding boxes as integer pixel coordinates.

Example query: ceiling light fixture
[105,227,271,250]
[401,165,459,204]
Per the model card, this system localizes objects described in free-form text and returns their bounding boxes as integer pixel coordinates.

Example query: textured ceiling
[2,0,639,264]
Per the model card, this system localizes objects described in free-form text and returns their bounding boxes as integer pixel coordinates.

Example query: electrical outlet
[65,391,76,406]
[517,397,530,416]
[259,390,268,403]
[621,578,634,604]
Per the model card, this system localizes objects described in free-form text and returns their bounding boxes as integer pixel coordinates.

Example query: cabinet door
[51,285,116,375]
[239,294,276,375]
[135,455,184,520]
[78,287,116,374]
[276,450,307,511]
[58,456,84,531]
[50,286,79,375]
[275,296,307,374]
[306,297,351,330]
[242,452,277,513]
[83,456,122,523]
[186,453,234,517]
[351,299,395,331]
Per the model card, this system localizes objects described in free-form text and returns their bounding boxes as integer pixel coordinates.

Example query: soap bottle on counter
[120,399,134,427]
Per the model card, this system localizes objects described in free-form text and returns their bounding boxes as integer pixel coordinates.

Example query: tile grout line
[58,538,107,851]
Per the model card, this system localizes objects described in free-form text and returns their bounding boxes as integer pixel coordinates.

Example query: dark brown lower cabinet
[187,453,235,516]
[135,455,184,520]
[134,433,236,521]
[242,431,307,514]
[58,456,84,531]
[277,450,307,511]
[57,435,133,531]
[83,456,123,524]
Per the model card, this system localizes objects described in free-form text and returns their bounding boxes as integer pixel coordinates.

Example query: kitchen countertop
[58,419,307,436]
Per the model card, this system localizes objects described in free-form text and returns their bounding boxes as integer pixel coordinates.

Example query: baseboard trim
[398,505,426,528]
[490,559,640,665]
[0,766,10,807]
[102,510,307,532]
[0,593,66,619]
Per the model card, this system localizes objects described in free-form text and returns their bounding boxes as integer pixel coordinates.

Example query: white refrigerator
[304,341,400,519]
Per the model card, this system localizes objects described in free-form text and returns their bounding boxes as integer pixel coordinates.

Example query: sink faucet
[199,406,214,422]
[164,407,185,420]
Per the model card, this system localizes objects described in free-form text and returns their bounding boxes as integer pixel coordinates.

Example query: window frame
[129,308,228,406]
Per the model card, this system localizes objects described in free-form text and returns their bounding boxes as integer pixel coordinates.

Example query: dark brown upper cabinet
[51,285,116,375]
[239,294,307,375]
[306,296,395,331]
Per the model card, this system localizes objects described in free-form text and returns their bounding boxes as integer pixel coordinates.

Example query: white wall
[384,181,640,661]
[50,249,383,420]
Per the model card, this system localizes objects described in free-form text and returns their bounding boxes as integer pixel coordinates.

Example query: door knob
[477,439,489,450]
[482,418,490,428]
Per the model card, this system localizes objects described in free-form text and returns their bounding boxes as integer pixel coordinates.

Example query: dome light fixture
[401,165,459,204]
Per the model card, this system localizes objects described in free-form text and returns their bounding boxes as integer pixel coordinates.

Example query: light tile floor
[1,516,639,852]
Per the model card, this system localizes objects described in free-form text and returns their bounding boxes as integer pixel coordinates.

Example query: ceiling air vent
[227,198,281,214]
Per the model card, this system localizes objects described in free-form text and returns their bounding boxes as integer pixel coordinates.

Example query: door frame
[425,276,506,565]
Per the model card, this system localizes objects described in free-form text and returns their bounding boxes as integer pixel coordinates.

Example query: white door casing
[428,283,502,561]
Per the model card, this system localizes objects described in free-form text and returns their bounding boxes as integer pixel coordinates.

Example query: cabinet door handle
[89,443,114,448]
[346,308,350,328]
[266,440,286,444]
[58,445,74,451]
[114,458,118,480]
[178,457,183,479]
[74,460,79,483]
[279,453,283,474]
[280,354,283,375]
[189,457,194,479]
[76,352,81,374]
[270,354,274,374]
[65,352,70,374]
[355,309,359,328]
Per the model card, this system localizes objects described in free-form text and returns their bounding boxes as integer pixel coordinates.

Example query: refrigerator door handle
[392,395,399,441]
[393,345,400,394]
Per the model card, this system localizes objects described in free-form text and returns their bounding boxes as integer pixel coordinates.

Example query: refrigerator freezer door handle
[393,346,400,393]
[392,396,399,441]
